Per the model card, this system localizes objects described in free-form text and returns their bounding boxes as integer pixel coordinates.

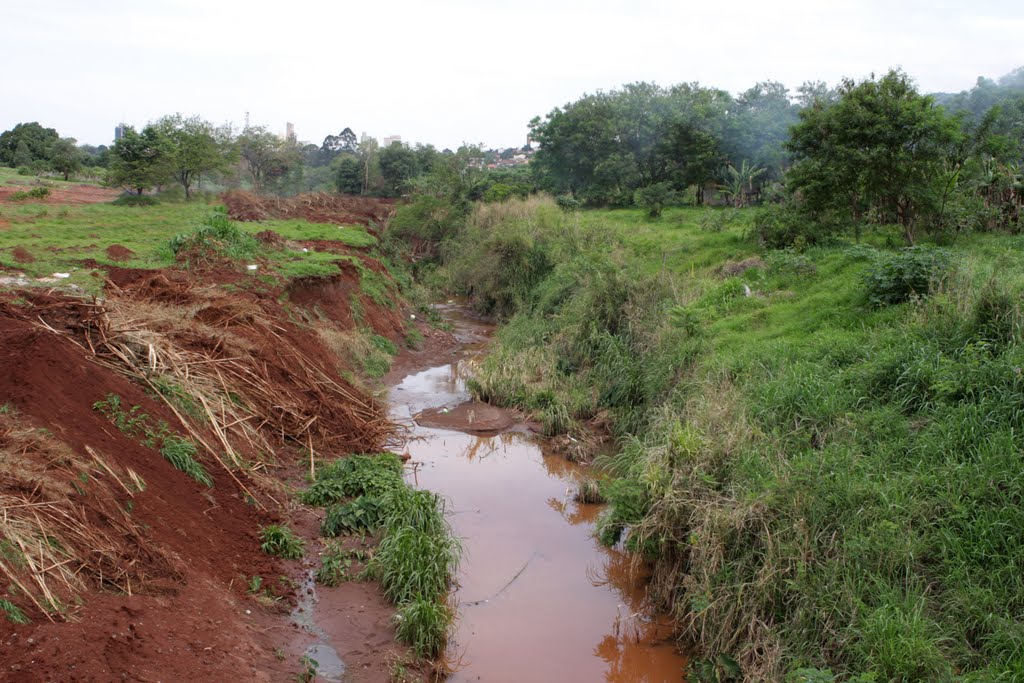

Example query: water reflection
[389,309,686,682]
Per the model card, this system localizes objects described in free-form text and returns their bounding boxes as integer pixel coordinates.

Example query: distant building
[114,124,125,141]
[382,135,402,148]
[285,122,296,142]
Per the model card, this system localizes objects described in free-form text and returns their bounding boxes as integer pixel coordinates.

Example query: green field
[0,200,378,292]
[451,198,1024,681]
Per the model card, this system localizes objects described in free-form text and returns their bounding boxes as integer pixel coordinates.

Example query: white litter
[247,264,258,271]
[302,248,309,253]
[410,314,416,320]
[53,273,71,279]
[743,284,752,297]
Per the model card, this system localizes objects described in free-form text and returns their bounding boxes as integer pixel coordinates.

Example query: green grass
[0,200,378,294]
[300,453,459,661]
[437,197,1024,680]
[259,524,305,560]
[93,393,212,486]
[0,598,30,625]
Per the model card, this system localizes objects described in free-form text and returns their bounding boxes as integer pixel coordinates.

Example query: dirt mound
[718,257,765,277]
[223,190,396,228]
[105,244,135,261]
[254,229,286,248]
[415,401,519,433]
[11,246,34,263]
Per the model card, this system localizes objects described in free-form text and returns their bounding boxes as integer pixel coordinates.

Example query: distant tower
[285,122,296,142]
[114,124,125,141]
[382,134,402,148]
[244,111,250,129]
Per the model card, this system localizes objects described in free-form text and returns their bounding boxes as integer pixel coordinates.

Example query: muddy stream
[389,305,687,682]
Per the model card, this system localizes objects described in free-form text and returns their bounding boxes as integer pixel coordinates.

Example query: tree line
[0,116,534,202]
[528,67,1024,242]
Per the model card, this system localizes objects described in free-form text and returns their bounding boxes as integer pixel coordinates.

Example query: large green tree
[155,114,231,199]
[0,122,59,167]
[786,69,962,244]
[378,143,421,196]
[48,137,83,180]
[107,124,173,194]
[237,126,284,193]
[333,155,363,194]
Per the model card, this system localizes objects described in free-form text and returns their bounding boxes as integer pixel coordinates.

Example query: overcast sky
[2,0,1021,149]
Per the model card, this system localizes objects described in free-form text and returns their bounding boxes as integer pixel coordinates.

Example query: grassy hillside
[447,198,1024,681]
[0,200,378,292]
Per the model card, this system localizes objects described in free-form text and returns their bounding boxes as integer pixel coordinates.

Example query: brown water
[390,307,687,682]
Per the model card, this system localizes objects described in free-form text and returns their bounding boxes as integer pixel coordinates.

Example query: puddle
[391,306,687,682]
[291,569,346,682]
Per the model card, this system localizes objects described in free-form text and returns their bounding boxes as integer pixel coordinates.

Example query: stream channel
[388,305,687,682]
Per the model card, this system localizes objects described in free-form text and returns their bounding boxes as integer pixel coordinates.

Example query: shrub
[9,187,50,201]
[555,194,582,212]
[321,496,386,536]
[633,182,675,218]
[863,247,951,307]
[753,204,837,249]
[168,208,259,265]
[259,525,305,559]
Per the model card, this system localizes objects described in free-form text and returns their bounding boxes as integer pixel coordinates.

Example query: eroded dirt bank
[0,255,420,680]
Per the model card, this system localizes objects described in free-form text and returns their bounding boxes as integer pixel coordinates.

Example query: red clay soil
[223,190,396,228]
[0,312,292,681]
[104,244,135,261]
[0,274,417,680]
[11,246,34,263]
[286,261,407,343]
[0,185,120,205]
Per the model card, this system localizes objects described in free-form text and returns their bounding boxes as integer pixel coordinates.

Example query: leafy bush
[633,182,676,218]
[863,247,951,307]
[9,187,50,201]
[321,496,386,536]
[752,205,836,249]
[765,249,817,278]
[555,194,582,212]
[259,525,304,559]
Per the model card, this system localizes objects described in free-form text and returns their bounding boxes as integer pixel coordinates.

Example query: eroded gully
[389,305,687,682]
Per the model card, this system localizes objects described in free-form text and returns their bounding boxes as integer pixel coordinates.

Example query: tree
[786,69,962,244]
[0,122,59,167]
[107,124,173,194]
[48,137,83,180]
[321,128,358,161]
[379,143,421,196]
[155,114,229,199]
[237,126,282,193]
[334,155,363,194]
[720,160,766,207]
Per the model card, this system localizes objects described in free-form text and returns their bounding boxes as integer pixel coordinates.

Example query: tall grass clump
[168,207,260,265]
[300,453,458,661]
